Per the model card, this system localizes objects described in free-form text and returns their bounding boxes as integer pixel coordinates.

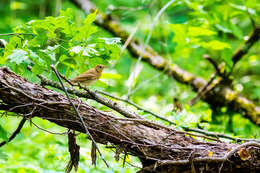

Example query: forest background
[0,0,259,172]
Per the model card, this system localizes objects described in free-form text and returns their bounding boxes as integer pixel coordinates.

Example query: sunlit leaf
[6,49,29,64]
[102,73,122,79]
[0,125,8,142]
[201,40,231,50]
[188,26,216,36]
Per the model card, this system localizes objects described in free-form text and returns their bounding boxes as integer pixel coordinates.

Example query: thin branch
[203,54,223,77]
[189,73,217,106]
[120,24,139,55]
[97,90,172,124]
[182,127,260,143]
[0,117,26,147]
[30,119,69,135]
[189,55,227,105]
[0,33,35,36]
[39,74,143,119]
[128,71,163,97]
[126,0,177,99]
[229,25,260,75]
[50,65,110,168]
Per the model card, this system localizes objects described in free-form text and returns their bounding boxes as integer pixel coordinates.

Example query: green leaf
[82,45,98,56]
[170,24,187,47]
[100,37,121,45]
[0,150,8,160]
[31,63,45,75]
[89,57,107,66]
[94,80,107,88]
[188,26,216,36]
[6,49,29,64]
[70,46,83,54]
[39,45,59,61]
[83,9,98,26]
[201,40,231,50]
[102,73,122,79]
[3,36,23,58]
[0,125,8,142]
[215,24,232,33]
[74,10,98,41]
[28,28,48,47]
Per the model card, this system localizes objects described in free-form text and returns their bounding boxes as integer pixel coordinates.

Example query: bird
[70,64,105,86]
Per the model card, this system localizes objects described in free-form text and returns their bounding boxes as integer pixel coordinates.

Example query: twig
[97,90,172,124]
[188,55,226,106]
[0,117,26,147]
[0,33,35,36]
[38,74,142,119]
[126,0,177,99]
[30,119,69,135]
[223,141,260,160]
[120,24,139,55]
[203,54,223,77]
[50,65,110,168]
[228,25,260,76]
[189,73,217,106]
[128,71,163,97]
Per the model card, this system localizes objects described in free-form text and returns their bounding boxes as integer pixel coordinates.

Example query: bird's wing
[71,72,98,82]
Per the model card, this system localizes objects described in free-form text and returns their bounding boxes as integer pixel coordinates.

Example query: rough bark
[0,67,259,172]
[70,0,260,126]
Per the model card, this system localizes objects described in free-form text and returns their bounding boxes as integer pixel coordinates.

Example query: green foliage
[0,117,140,172]
[1,8,121,82]
[0,124,8,142]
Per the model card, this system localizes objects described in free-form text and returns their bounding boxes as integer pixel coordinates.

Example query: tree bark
[0,67,259,173]
[70,0,260,126]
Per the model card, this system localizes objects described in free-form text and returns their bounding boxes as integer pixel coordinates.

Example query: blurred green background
[0,0,259,172]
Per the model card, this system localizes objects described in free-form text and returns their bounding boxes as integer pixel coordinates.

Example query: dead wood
[0,67,260,172]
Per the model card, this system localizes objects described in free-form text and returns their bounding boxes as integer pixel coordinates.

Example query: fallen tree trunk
[0,67,259,172]
[70,0,260,126]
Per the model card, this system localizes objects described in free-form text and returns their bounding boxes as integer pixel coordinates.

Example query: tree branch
[0,67,259,172]
[231,26,260,69]
[36,68,259,143]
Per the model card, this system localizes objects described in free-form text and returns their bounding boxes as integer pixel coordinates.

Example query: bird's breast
[81,79,98,86]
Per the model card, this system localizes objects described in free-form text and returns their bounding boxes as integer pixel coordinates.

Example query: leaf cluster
[1,9,121,82]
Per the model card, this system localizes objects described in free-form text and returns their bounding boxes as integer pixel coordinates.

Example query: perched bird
[70,64,105,86]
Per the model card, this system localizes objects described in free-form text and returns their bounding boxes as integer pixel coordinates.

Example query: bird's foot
[77,82,90,92]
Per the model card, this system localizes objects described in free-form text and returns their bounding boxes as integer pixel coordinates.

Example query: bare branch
[0,117,26,147]
[231,26,260,70]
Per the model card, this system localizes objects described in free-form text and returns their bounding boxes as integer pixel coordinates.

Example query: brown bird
[70,64,105,86]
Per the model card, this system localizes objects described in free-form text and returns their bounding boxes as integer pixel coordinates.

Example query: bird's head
[95,64,105,73]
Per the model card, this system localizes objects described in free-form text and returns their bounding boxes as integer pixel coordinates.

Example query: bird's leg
[77,82,90,93]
